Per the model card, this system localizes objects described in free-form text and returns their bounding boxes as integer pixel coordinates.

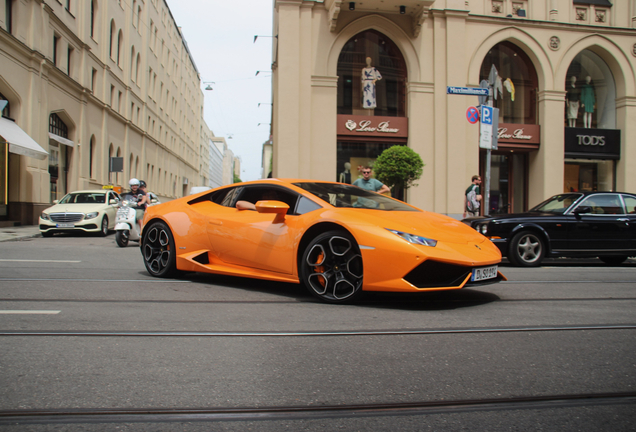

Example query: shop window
[565,50,616,129]
[337,141,405,201]
[564,160,615,192]
[337,30,406,117]
[479,42,538,124]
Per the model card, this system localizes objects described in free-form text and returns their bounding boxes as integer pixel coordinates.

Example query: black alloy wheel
[142,221,178,277]
[599,256,628,265]
[100,216,109,236]
[300,230,363,304]
[508,230,545,267]
[115,230,129,247]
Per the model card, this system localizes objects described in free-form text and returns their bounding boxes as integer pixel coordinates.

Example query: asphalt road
[0,233,634,431]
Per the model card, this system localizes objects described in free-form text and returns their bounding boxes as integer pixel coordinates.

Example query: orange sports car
[141,179,505,304]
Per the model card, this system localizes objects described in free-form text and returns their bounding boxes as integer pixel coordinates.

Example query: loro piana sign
[337,115,408,138]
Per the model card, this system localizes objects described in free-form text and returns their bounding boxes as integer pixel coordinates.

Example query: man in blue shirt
[353,167,390,194]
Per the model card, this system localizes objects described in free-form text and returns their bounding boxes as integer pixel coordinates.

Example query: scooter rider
[126,178,147,225]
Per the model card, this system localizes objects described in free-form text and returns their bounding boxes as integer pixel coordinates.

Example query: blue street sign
[481,105,493,125]
[447,86,490,96]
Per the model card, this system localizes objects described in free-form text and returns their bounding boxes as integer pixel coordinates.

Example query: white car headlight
[386,228,437,247]
[41,213,50,221]
[479,224,488,235]
[85,212,99,220]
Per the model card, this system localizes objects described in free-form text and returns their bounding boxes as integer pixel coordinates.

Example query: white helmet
[129,178,140,186]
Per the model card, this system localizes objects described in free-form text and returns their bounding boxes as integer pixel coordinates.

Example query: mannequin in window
[361,57,382,109]
[580,75,595,128]
[565,75,580,127]
[339,162,352,184]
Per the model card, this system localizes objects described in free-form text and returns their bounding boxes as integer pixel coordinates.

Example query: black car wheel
[100,216,109,236]
[115,230,129,247]
[142,221,178,277]
[599,256,628,265]
[300,230,363,304]
[508,230,545,267]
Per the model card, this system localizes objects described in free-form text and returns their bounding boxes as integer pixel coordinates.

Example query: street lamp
[255,71,271,76]
[203,81,215,91]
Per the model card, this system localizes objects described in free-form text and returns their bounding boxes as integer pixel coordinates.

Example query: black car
[463,192,636,267]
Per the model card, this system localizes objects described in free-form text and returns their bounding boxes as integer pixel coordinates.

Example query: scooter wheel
[116,230,129,247]
[142,221,178,277]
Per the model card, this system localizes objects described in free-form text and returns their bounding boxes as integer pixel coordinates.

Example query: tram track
[0,392,634,425]
[1,324,634,338]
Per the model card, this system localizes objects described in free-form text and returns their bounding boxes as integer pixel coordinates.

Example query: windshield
[58,193,106,204]
[530,193,583,214]
[294,182,418,211]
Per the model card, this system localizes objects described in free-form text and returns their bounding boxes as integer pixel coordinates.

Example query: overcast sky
[166,0,274,182]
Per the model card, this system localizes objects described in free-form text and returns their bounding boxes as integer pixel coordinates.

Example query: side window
[296,196,323,215]
[622,195,636,214]
[236,186,299,215]
[578,194,623,215]
[221,187,242,207]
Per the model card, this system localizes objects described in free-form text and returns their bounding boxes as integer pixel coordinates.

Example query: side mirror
[150,198,158,204]
[255,200,289,222]
[53,200,59,204]
[573,205,592,215]
[109,199,118,205]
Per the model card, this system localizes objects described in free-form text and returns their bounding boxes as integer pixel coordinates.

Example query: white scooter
[114,200,142,247]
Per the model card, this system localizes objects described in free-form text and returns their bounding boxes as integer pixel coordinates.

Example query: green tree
[233,173,242,183]
[373,146,424,192]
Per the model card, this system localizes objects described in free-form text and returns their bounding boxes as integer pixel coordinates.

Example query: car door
[620,194,636,251]
[568,193,631,251]
[206,185,302,274]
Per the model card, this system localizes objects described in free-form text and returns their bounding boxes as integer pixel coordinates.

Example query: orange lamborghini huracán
[141,179,505,304]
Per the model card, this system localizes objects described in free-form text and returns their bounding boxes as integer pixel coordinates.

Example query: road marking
[0,310,61,314]
[0,259,81,263]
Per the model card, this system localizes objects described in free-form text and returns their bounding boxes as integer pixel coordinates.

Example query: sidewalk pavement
[0,225,42,242]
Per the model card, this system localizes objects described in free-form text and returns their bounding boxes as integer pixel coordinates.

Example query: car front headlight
[478,223,488,235]
[386,228,437,247]
[41,212,50,221]
[85,212,99,220]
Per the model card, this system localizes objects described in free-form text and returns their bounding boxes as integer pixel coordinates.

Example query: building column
[273,0,302,178]
[615,96,636,191]
[529,90,565,206]
[310,76,338,181]
[407,82,435,211]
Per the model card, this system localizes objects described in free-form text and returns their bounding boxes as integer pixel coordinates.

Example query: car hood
[44,204,108,213]
[334,209,488,245]
[477,211,560,222]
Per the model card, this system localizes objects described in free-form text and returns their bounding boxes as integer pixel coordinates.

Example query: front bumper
[39,219,100,233]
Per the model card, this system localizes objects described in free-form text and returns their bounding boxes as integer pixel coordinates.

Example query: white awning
[48,132,75,147]
[0,117,48,160]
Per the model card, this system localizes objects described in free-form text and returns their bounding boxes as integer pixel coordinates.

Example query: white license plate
[471,265,498,282]
[56,223,75,228]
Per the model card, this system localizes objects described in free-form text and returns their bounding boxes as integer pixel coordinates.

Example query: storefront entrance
[480,152,527,215]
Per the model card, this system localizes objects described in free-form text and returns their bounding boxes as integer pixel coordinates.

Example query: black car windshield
[530,193,583,214]
[293,182,418,211]
[58,193,106,204]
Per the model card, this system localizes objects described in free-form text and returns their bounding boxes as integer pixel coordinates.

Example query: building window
[117,30,123,66]
[91,68,97,93]
[109,20,116,58]
[0,92,10,119]
[67,46,73,76]
[565,49,616,129]
[5,0,13,33]
[89,135,96,178]
[90,0,97,39]
[337,30,407,117]
[53,35,60,66]
[480,42,538,125]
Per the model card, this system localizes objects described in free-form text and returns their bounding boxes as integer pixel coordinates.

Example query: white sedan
[39,190,121,237]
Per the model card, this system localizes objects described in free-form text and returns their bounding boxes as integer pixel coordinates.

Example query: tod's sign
[337,115,408,138]
[565,127,620,160]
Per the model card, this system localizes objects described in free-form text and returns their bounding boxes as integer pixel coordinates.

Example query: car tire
[41,231,53,238]
[599,256,628,265]
[115,230,129,247]
[142,221,178,278]
[300,230,363,304]
[100,216,109,237]
[508,230,545,267]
